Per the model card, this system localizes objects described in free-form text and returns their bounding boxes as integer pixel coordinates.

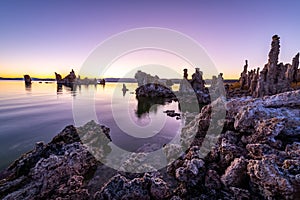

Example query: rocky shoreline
[0,89,299,199]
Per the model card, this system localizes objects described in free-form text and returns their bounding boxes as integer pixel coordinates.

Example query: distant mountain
[223,79,238,83]
[105,78,137,83]
[0,77,24,80]
[0,77,55,81]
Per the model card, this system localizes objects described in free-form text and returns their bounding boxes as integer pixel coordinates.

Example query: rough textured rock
[255,35,299,97]
[228,90,299,199]
[179,68,212,104]
[247,155,296,199]
[170,89,300,199]
[77,120,112,161]
[136,83,177,100]
[221,157,248,187]
[0,121,111,200]
[134,70,166,87]
[94,173,170,200]
[190,68,206,92]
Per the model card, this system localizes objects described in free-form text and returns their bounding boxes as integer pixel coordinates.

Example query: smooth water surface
[0,81,182,170]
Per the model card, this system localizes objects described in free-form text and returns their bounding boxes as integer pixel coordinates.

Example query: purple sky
[0,0,299,78]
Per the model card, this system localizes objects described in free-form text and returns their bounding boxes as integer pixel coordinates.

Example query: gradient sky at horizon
[0,0,299,79]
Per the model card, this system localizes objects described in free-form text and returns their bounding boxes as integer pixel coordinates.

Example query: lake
[0,81,182,170]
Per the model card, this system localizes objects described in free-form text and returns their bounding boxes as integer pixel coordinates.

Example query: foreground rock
[94,173,171,200]
[169,89,300,199]
[0,121,112,200]
[100,89,299,200]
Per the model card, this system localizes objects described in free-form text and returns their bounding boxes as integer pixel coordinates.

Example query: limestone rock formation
[94,172,170,200]
[233,35,300,97]
[23,74,32,85]
[179,68,206,93]
[134,70,162,87]
[168,89,300,199]
[55,69,77,85]
[234,35,299,98]
[190,68,205,92]
[239,60,248,89]
[292,53,300,82]
[135,83,177,100]
[178,68,211,104]
[0,121,111,200]
[221,156,248,187]
[134,70,178,102]
[55,72,63,82]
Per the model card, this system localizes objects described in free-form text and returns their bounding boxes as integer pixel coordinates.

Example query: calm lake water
[0,81,182,170]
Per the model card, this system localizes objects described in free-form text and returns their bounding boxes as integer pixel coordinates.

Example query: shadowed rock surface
[0,121,112,200]
[136,83,177,100]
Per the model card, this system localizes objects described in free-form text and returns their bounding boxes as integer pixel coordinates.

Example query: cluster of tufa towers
[239,35,300,97]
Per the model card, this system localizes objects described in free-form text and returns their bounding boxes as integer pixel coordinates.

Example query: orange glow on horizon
[0,71,240,80]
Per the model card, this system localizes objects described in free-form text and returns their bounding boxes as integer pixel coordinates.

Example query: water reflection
[25,83,31,92]
[56,83,78,97]
[2,81,183,171]
[136,97,172,118]
[57,83,63,94]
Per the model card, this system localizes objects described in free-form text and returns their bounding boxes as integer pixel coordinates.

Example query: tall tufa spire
[268,35,280,65]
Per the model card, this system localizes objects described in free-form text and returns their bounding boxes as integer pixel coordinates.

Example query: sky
[0,0,299,79]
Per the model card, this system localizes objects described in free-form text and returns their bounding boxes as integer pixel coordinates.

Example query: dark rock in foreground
[174,89,300,199]
[0,121,112,200]
[96,89,300,200]
[94,173,170,200]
